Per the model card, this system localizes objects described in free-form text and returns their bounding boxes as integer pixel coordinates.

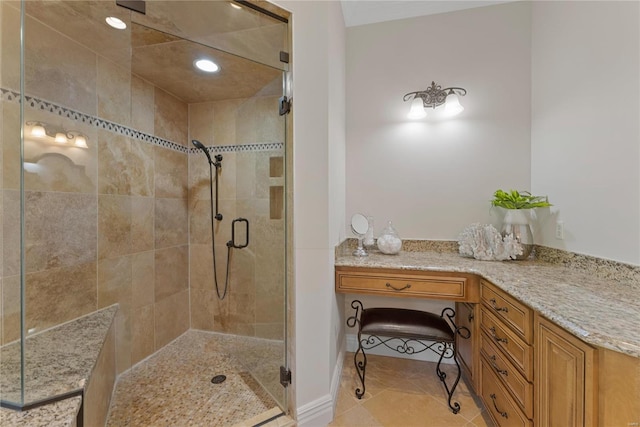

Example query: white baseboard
[296,394,334,427]
[346,334,453,364]
[296,345,345,427]
[331,343,345,416]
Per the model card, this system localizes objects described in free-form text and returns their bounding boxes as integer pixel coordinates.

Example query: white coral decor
[458,223,523,261]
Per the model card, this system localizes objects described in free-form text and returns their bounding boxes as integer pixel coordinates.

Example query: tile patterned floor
[106,330,284,426]
[329,353,495,427]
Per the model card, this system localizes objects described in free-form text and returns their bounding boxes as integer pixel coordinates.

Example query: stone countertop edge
[0,304,119,427]
[335,240,640,359]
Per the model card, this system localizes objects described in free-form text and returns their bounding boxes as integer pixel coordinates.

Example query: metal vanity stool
[347,300,470,414]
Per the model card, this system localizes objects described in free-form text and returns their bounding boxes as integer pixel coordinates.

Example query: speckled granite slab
[0,396,81,427]
[0,305,117,425]
[336,241,640,358]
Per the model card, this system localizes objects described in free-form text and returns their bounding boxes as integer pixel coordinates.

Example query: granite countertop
[0,397,81,427]
[335,243,640,359]
[0,305,118,426]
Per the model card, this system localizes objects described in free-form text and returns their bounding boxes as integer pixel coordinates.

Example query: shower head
[192,139,213,165]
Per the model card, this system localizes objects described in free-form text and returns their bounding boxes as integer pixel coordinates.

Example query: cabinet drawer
[480,331,533,418]
[335,267,476,301]
[481,357,533,427]
[481,280,532,342]
[480,306,533,379]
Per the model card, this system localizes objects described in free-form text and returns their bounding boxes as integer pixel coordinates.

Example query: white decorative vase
[501,209,534,260]
[377,221,402,255]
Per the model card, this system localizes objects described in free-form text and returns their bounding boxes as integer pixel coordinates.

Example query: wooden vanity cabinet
[334,268,640,427]
[456,302,479,391]
[535,313,598,427]
[479,280,534,426]
[335,266,479,301]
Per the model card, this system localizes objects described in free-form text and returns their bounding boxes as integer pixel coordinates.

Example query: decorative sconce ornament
[25,121,89,148]
[403,81,467,119]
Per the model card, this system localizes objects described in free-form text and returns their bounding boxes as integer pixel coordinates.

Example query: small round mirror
[351,213,369,237]
[350,213,369,257]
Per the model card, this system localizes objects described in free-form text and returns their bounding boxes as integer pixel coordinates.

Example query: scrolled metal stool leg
[435,342,461,414]
[354,331,367,399]
[347,300,368,399]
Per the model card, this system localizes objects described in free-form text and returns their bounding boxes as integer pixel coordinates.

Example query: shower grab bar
[213,154,223,221]
[228,218,249,249]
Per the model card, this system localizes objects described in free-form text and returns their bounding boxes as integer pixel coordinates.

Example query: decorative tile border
[1,88,284,154]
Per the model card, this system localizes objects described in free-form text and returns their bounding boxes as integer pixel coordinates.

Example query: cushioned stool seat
[361,307,455,342]
[347,300,470,414]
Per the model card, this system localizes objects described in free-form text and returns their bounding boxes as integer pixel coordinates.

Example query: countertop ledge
[0,305,118,427]
[336,248,640,359]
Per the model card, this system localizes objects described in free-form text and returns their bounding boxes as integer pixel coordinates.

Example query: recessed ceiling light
[194,59,220,73]
[230,3,242,10]
[105,16,127,30]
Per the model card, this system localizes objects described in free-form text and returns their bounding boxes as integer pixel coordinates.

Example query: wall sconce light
[25,121,89,148]
[403,81,467,119]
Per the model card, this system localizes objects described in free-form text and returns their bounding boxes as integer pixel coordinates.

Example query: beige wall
[531,1,640,264]
[0,3,190,376]
[188,95,286,341]
[345,2,532,241]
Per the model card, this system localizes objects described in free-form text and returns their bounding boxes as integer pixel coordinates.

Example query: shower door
[133,2,290,409]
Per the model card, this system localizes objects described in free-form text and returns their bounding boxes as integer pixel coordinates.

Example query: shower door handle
[228,218,249,249]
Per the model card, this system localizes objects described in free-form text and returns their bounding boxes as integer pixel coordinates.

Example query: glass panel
[133,1,288,71]
[9,0,134,407]
[2,0,288,417]
[1,0,26,408]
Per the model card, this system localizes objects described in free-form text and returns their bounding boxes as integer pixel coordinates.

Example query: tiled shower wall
[188,95,286,341]
[0,2,285,377]
[0,3,189,375]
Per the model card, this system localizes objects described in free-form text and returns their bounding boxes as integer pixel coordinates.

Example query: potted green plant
[491,189,552,210]
[490,189,552,260]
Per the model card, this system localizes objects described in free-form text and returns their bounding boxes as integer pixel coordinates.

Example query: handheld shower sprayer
[190,141,248,301]
[192,139,213,164]
[192,139,223,221]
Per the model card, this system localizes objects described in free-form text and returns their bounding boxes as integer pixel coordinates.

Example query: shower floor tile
[106,330,283,427]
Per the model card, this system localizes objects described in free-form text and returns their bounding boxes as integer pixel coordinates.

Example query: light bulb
[55,132,68,144]
[407,97,427,119]
[443,93,464,117]
[194,59,219,73]
[31,124,46,138]
[105,17,127,30]
[74,135,88,148]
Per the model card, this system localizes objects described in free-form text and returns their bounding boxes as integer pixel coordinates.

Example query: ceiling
[24,1,285,103]
[340,0,512,27]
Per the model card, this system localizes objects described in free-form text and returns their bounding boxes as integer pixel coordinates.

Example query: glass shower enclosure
[0,0,289,415]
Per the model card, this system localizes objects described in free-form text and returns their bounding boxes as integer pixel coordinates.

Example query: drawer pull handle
[489,355,508,376]
[489,298,509,313]
[490,393,509,419]
[468,312,474,322]
[386,282,411,291]
[489,327,509,344]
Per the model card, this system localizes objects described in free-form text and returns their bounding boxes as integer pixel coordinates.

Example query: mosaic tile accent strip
[1,88,284,154]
